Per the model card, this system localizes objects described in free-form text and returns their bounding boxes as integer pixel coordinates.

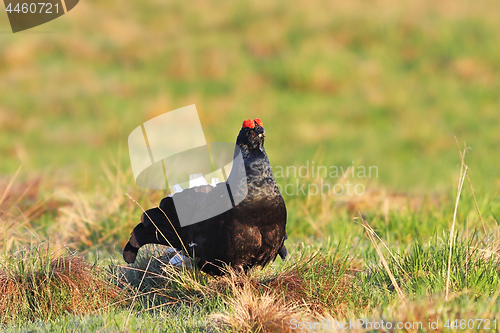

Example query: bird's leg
[278,245,288,261]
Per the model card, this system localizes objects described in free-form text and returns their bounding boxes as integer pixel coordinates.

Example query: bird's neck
[244,150,274,183]
[227,145,279,200]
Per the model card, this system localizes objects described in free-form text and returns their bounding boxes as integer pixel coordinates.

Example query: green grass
[2,0,500,331]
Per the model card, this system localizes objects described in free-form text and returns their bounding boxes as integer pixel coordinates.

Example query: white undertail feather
[169,174,221,197]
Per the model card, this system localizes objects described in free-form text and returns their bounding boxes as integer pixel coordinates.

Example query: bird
[123,118,288,275]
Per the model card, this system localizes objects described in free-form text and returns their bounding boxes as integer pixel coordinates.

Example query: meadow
[1,0,500,331]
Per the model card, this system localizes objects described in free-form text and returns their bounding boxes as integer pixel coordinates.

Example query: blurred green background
[2,1,500,329]
[1,0,499,192]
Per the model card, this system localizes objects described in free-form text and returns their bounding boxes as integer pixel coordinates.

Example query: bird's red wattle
[242,119,255,129]
[254,118,263,127]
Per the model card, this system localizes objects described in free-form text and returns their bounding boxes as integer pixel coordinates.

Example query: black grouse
[123,118,287,275]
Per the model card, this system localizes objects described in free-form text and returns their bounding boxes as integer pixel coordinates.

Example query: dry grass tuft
[0,247,125,323]
[210,271,302,333]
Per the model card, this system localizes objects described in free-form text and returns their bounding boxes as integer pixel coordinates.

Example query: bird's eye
[258,134,263,137]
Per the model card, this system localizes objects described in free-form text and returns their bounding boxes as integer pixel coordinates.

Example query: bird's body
[123,118,287,275]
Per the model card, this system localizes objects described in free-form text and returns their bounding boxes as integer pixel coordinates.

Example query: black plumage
[123,118,287,275]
